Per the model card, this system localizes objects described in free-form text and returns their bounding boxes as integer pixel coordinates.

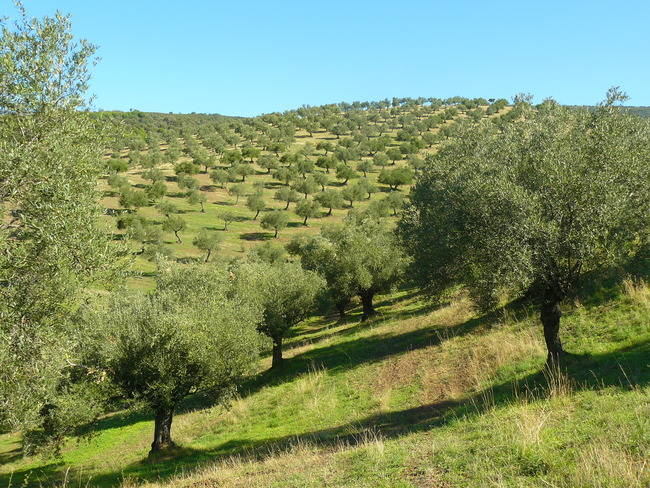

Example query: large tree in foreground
[92,265,261,454]
[398,90,650,363]
[0,5,123,451]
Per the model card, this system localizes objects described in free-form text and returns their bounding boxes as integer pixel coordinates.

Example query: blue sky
[15,1,650,116]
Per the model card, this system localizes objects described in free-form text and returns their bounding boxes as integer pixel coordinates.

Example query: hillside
[1,262,647,487]
[97,98,511,289]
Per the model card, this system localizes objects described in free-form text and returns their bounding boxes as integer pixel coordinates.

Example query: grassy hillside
[99,99,511,289]
[1,264,647,487]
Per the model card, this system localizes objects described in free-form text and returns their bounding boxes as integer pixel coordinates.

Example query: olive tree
[398,91,650,363]
[0,5,123,451]
[314,190,344,216]
[219,210,236,231]
[229,183,246,204]
[91,265,261,454]
[341,184,365,208]
[192,229,223,262]
[378,167,413,191]
[289,217,408,320]
[233,260,323,368]
[163,215,187,243]
[260,211,289,238]
[295,199,321,226]
[274,187,300,210]
[246,195,266,220]
[187,189,207,212]
[210,169,229,188]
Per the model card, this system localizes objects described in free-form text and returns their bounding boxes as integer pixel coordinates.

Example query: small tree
[177,174,199,194]
[209,169,229,188]
[384,191,405,216]
[242,145,261,164]
[93,265,261,454]
[295,158,315,177]
[146,180,167,201]
[219,210,236,231]
[274,187,300,210]
[356,160,374,177]
[335,163,357,185]
[188,189,207,212]
[356,178,378,199]
[174,160,200,175]
[123,216,163,254]
[295,199,321,226]
[341,184,366,208]
[316,155,337,173]
[229,183,246,204]
[378,167,413,190]
[288,217,407,320]
[258,154,279,174]
[246,195,266,220]
[273,167,296,186]
[314,190,344,216]
[233,260,323,368]
[316,140,334,155]
[386,147,402,164]
[398,93,650,363]
[260,211,289,238]
[313,172,329,191]
[222,149,243,166]
[156,199,178,217]
[292,175,319,199]
[373,152,390,168]
[192,229,223,262]
[119,188,149,211]
[163,215,186,243]
[234,164,255,182]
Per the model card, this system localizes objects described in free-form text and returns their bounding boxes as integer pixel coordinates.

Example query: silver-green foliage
[401,91,650,306]
[398,90,650,357]
[92,264,262,448]
[0,5,123,439]
[233,259,323,367]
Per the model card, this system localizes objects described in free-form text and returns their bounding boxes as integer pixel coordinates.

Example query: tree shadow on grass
[34,338,648,488]
[239,232,272,241]
[283,289,434,351]
[241,305,495,401]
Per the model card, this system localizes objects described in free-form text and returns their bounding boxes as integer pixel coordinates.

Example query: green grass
[1,269,648,487]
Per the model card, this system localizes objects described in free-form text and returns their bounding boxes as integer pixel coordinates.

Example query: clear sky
[13,1,650,116]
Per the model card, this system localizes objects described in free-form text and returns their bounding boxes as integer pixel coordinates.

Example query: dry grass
[569,443,649,488]
[622,276,650,308]
[421,327,544,403]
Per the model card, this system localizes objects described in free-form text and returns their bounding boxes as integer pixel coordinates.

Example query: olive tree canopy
[398,90,650,363]
[91,264,262,454]
[0,5,124,449]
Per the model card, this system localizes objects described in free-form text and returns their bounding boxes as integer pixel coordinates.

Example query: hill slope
[0,267,648,487]
[98,99,510,289]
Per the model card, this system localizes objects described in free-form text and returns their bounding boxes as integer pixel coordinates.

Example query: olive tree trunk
[271,337,283,369]
[540,299,564,364]
[360,290,376,321]
[150,407,174,454]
